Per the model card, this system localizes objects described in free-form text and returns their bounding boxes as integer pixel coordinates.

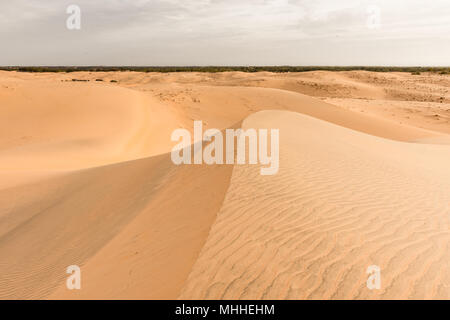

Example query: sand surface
[0,71,449,299]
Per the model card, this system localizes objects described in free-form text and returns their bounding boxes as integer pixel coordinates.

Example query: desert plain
[0,70,449,299]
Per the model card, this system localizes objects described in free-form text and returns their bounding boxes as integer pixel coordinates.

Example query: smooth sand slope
[0,71,449,299]
[0,80,179,171]
[1,153,232,299]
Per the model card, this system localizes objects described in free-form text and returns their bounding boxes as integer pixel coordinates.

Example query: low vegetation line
[0,66,449,74]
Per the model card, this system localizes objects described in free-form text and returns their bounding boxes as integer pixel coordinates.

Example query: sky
[0,0,449,66]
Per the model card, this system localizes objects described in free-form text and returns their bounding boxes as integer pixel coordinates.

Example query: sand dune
[179,110,450,299]
[1,152,233,299]
[0,80,179,172]
[0,71,449,299]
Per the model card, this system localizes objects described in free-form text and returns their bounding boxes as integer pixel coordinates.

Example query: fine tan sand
[0,70,449,299]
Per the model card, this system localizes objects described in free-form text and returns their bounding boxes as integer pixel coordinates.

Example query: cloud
[0,0,449,65]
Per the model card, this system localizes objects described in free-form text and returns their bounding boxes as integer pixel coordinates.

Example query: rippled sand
[0,71,449,299]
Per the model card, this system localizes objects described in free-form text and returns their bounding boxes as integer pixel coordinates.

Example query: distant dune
[0,71,448,299]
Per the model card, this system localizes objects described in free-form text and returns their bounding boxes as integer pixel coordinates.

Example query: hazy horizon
[2,65,450,68]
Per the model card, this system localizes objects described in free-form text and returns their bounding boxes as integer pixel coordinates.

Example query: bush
[2,66,450,74]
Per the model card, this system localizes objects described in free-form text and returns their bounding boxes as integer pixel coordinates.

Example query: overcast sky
[1,0,449,66]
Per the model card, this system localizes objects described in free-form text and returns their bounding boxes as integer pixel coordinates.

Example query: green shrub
[2,66,449,74]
